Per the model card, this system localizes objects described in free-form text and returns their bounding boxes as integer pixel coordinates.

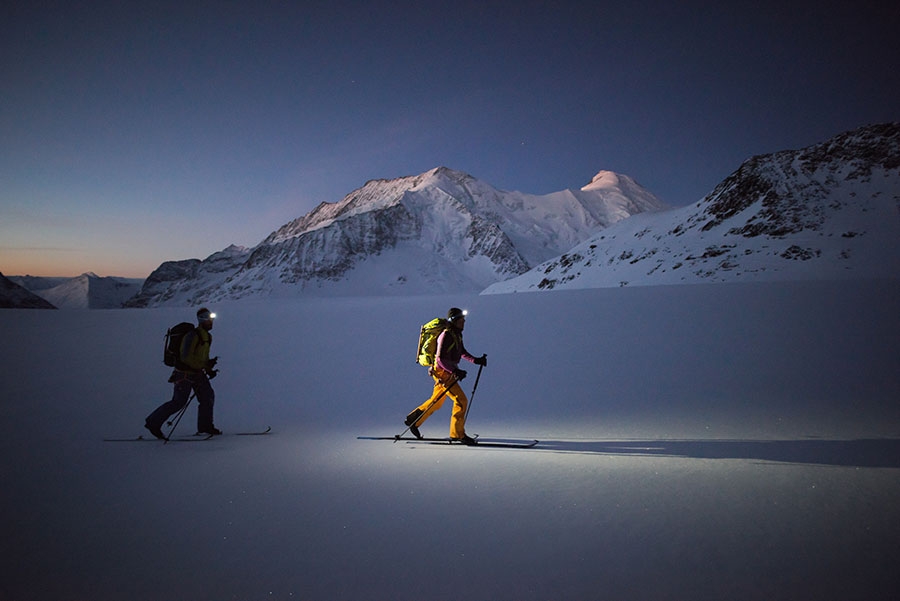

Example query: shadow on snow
[527,438,900,468]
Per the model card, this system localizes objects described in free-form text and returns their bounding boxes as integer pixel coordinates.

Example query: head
[197,307,216,330]
[447,307,467,330]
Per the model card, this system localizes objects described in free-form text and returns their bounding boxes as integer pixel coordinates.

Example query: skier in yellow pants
[404,307,486,444]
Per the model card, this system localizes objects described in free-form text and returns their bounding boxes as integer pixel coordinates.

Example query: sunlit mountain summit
[125,166,665,306]
[485,123,900,292]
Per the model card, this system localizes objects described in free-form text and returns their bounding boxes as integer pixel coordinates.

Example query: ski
[357,435,458,443]
[103,435,203,442]
[234,426,273,436]
[194,426,273,440]
[408,438,539,449]
[104,426,272,442]
[357,435,538,448]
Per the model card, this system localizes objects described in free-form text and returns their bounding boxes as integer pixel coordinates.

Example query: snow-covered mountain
[123,246,251,308]
[126,167,665,306]
[7,275,69,292]
[10,273,144,309]
[0,273,57,309]
[484,123,900,293]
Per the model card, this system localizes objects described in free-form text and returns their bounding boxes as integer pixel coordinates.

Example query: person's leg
[145,376,193,436]
[192,374,216,433]
[446,385,469,439]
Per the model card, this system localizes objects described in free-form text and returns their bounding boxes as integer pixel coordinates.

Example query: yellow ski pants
[414,368,468,438]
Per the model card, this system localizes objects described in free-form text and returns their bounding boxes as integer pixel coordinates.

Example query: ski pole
[395,374,459,441]
[464,360,485,422]
[164,391,196,444]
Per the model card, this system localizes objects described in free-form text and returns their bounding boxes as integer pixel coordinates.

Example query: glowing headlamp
[449,308,468,322]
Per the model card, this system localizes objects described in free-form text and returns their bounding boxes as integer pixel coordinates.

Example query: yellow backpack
[416,318,450,366]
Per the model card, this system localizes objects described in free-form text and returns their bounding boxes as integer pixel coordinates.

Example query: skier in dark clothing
[145,307,221,439]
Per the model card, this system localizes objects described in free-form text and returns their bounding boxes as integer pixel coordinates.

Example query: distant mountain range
[4,122,897,309]
[484,122,900,293]
[5,273,142,309]
[0,273,57,309]
[124,167,665,306]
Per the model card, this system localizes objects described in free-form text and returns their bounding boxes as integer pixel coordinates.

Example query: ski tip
[231,426,273,436]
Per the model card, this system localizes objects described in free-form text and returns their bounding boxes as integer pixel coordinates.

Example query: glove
[454,369,467,381]
[474,354,487,366]
[207,356,219,369]
[205,368,219,379]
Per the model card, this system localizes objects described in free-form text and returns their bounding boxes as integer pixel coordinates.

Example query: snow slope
[126,167,664,306]
[2,280,899,600]
[23,273,144,309]
[485,123,900,293]
[0,272,56,309]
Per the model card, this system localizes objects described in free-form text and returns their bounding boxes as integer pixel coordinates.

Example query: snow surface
[484,163,900,293]
[2,280,899,600]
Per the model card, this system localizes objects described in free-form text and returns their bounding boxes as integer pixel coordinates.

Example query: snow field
[1,280,899,600]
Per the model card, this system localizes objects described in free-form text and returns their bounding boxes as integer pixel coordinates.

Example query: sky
[2,1,898,278]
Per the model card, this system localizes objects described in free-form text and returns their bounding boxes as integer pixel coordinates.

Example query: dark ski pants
[146,371,215,433]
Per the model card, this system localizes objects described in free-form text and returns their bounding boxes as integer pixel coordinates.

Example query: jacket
[178,327,212,372]
[434,327,475,374]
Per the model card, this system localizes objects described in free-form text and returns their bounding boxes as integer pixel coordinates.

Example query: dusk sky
[3,1,898,278]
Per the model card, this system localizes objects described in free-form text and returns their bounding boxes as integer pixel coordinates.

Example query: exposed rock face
[0,273,57,309]
[484,123,900,293]
[128,167,665,305]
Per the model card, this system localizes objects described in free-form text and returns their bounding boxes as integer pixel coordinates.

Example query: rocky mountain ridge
[0,273,57,309]
[5,273,143,309]
[484,123,900,293]
[125,166,665,306]
[8,124,895,309]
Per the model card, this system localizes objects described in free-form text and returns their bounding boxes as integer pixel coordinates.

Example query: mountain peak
[581,170,622,191]
[131,166,665,305]
[485,123,900,293]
